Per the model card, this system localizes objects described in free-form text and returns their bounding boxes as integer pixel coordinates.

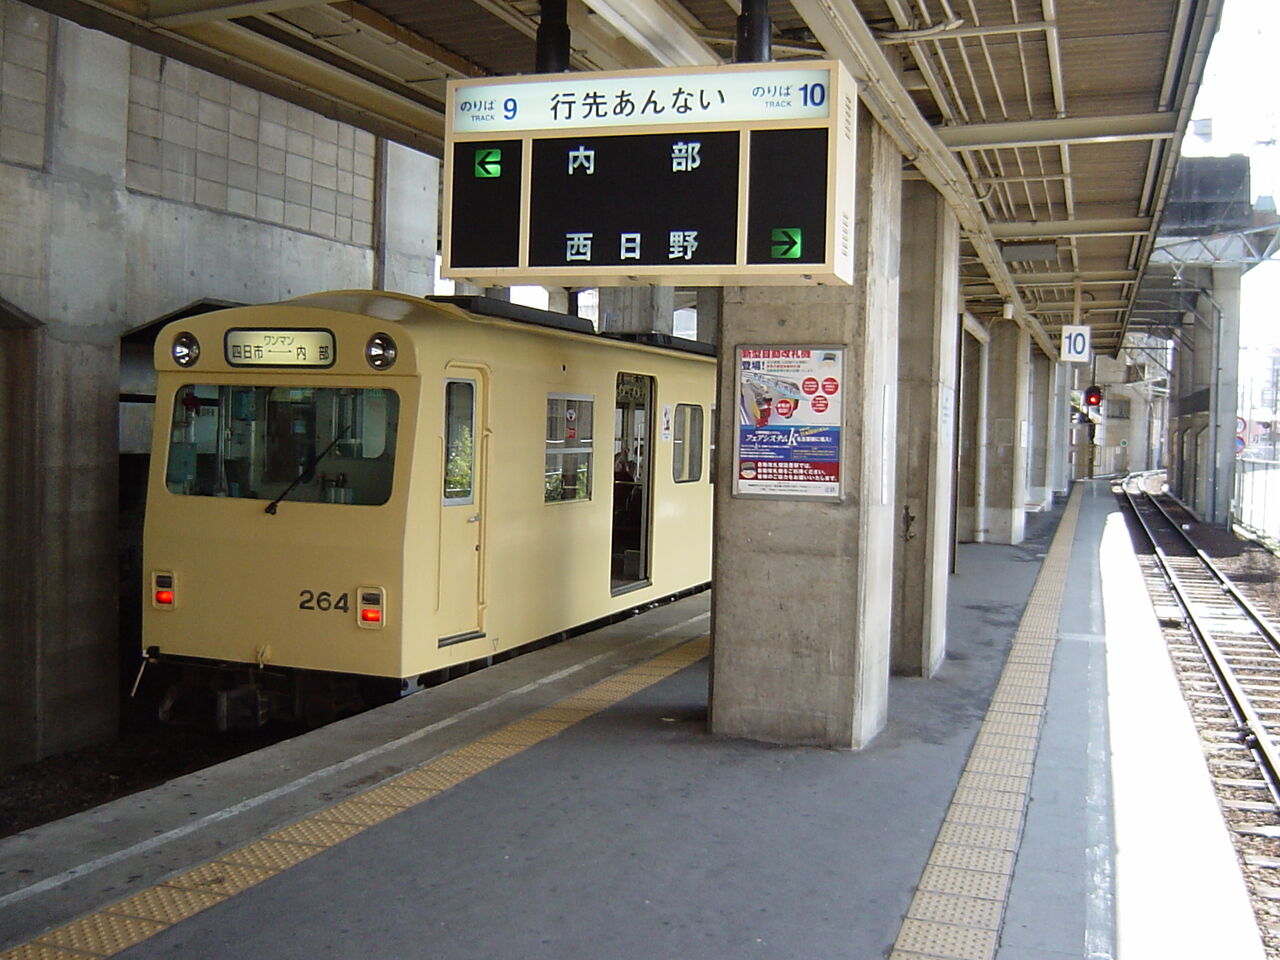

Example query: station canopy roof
[36,0,1227,355]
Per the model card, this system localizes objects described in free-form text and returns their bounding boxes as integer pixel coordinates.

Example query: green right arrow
[474,148,502,178]
[771,228,802,259]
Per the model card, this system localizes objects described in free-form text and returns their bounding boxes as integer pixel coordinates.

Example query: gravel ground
[1123,487,1280,958]
[0,720,292,840]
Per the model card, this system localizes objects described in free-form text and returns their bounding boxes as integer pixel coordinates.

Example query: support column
[376,142,439,297]
[710,108,900,748]
[1051,360,1070,496]
[955,321,989,542]
[1210,265,1242,524]
[597,286,674,334]
[695,286,722,345]
[0,322,40,771]
[982,320,1030,544]
[1025,348,1053,509]
[1190,290,1215,515]
[2,23,132,767]
[891,181,958,677]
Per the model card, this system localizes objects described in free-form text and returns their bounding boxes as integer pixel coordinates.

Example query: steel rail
[1142,492,1280,655]
[1122,486,1280,804]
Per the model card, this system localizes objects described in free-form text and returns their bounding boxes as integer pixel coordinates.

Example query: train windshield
[165,385,399,505]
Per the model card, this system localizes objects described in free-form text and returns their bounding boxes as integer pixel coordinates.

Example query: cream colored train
[142,291,714,727]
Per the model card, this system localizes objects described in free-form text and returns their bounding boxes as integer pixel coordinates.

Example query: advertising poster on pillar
[734,346,843,499]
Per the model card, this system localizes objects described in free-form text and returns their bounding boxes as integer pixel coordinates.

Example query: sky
[1181,0,1280,357]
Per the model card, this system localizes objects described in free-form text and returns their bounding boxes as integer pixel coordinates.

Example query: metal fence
[1234,457,1280,540]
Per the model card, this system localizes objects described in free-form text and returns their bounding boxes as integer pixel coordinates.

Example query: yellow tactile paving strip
[0,636,710,960]
[890,486,1083,960]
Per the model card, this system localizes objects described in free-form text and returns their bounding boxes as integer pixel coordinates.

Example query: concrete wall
[0,2,439,771]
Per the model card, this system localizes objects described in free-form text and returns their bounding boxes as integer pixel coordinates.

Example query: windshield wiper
[265,425,351,515]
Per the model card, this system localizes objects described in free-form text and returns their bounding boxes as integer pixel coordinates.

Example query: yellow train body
[143,292,714,694]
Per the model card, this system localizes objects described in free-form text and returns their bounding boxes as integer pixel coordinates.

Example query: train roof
[291,291,717,358]
[152,290,715,374]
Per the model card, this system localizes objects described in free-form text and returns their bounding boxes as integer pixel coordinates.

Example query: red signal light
[155,589,175,605]
[360,609,382,623]
[1084,385,1102,407]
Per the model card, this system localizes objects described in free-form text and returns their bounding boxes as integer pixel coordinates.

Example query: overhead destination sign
[442,61,857,287]
[451,66,836,133]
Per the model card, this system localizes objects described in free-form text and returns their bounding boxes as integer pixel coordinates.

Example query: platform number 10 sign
[1061,324,1091,363]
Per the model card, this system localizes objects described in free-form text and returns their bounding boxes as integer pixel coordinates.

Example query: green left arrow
[474,148,502,178]
[770,228,802,259]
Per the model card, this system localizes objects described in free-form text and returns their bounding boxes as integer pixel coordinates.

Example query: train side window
[545,394,593,503]
[165,385,399,505]
[671,404,703,483]
[444,380,475,504]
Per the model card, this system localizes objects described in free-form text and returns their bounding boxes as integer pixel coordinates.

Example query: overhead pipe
[735,0,771,63]
[536,0,570,73]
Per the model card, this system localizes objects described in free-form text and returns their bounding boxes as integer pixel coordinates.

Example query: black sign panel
[449,139,522,268]
[528,131,739,267]
[747,128,828,265]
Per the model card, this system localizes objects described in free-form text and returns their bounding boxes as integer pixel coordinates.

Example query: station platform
[0,481,1264,960]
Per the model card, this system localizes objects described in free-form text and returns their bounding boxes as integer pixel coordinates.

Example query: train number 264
[299,590,350,612]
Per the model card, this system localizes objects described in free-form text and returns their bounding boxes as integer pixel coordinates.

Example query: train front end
[142,299,417,727]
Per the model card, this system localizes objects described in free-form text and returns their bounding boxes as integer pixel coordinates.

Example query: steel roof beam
[879,20,1054,44]
[991,217,1153,239]
[1031,300,1130,313]
[790,0,1057,357]
[581,0,718,66]
[1009,270,1139,285]
[149,0,305,26]
[937,113,1179,151]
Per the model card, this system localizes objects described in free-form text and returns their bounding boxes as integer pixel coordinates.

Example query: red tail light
[357,587,385,629]
[152,572,176,609]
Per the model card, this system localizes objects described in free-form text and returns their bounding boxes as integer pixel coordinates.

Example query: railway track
[1121,481,1280,953]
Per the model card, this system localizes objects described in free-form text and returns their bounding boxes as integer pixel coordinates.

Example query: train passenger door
[611,373,653,593]
[438,368,487,646]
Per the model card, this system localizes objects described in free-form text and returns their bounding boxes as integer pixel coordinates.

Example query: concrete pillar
[0,322,40,770]
[710,108,900,749]
[1210,265,1241,524]
[1051,359,1071,496]
[598,285,674,334]
[1,23,132,767]
[1190,291,1216,516]
[955,323,989,542]
[1176,310,1198,500]
[545,287,571,314]
[982,320,1030,544]
[891,181,958,677]
[1025,349,1052,509]
[377,141,438,297]
[695,286,722,344]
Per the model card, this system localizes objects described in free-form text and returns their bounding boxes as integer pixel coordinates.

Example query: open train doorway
[612,372,653,592]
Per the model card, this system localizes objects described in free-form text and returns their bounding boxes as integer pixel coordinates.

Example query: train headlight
[366,332,397,370]
[172,332,200,367]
